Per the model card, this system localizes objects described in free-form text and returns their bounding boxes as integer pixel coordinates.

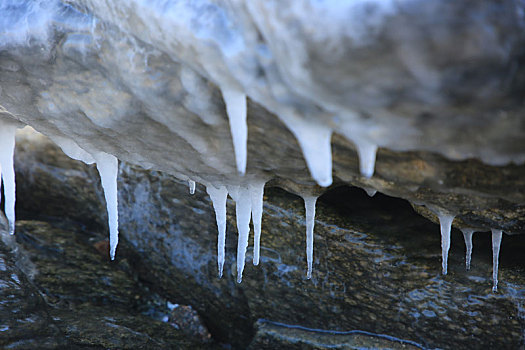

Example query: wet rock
[12,133,525,349]
[0,217,215,349]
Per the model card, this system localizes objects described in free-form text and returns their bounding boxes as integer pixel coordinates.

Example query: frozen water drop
[491,229,503,292]
[0,122,17,234]
[303,196,317,279]
[438,214,455,275]
[206,185,228,277]
[249,181,265,266]
[94,152,119,260]
[461,229,475,270]
[221,89,247,175]
[188,180,196,195]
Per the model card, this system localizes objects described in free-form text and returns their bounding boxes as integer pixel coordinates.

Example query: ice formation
[0,121,17,234]
[461,229,475,270]
[206,185,228,277]
[355,141,378,178]
[93,152,119,260]
[364,188,377,197]
[249,181,265,266]
[491,229,503,292]
[303,196,318,279]
[188,180,196,195]
[438,214,455,275]
[227,185,252,283]
[221,89,247,175]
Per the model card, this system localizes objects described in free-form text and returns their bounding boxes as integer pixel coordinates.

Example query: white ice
[0,122,17,234]
[461,228,475,270]
[491,229,503,292]
[93,152,119,260]
[206,184,228,277]
[188,180,196,195]
[249,181,265,266]
[285,116,333,187]
[438,214,455,275]
[221,89,247,175]
[303,196,318,279]
[227,185,252,283]
[355,140,378,178]
[364,188,377,197]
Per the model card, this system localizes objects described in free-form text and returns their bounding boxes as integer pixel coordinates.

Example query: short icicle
[303,196,318,279]
[221,89,247,175]
[228,185,252,283]
[355,140,378,178]
[206,185,228,277]
[93,152,119,260]
[364,188,377,197]
[249,181,265,266]
[461,229,475,270]
[438,214,455,275]
[491,229,503,292]
[188,180,196,195]
[0,122,17,234]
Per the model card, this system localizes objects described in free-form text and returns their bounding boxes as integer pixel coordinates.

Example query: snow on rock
[491,229,503,292]
[303,195,318,279]
[0,121,17,234]
[206,184,228,277]
[93,152,119,260]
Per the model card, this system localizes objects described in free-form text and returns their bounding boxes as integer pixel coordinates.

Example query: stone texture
[12,132,525,349]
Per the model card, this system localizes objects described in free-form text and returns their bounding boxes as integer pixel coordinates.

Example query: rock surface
[11,131,525,349]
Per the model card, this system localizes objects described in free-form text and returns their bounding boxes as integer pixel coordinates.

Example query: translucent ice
[491,229,503,292]
[461,229,475,270]
[93,152,119,260]
[438,214,455,275]
[364,188,377,197]
[303,196,318,279]
[221,89,247,175]
[188,180,196,195]
[228,185,252,283]
[0,122,17,234]
[206,184,228,277]
[355,140,378,178]
[249,181,265,266]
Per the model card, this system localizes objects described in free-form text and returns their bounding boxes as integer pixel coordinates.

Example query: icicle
[221,89,247,175]
[228,185,252,283]
[438,214,455,275]
[249,181,265,266]
[188,180,196,195]
[303,196,318,279]
[206,185,228,277]
[0,123,17,234]
[355,140,377,178]
[491,229,503,292]
[461,229,475,270]
[364,188,377,197]
[93,152,119,260]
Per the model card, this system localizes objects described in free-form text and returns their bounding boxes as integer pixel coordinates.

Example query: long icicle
[461,229,475,270]
[221,89,247,175]
[0,123,18,234]
[491,229,503,292]
[93,152,119,260]
[438,214,455,275]
[206,185,228,277]
[249,181,265,266]
[228,185,252,283]
[303,196,318,279]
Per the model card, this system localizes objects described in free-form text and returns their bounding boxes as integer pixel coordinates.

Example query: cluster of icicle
[0,87,504,289]
[435,212,504,292]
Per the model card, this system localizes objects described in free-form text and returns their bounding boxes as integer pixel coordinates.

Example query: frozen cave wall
[1,0,525,287]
